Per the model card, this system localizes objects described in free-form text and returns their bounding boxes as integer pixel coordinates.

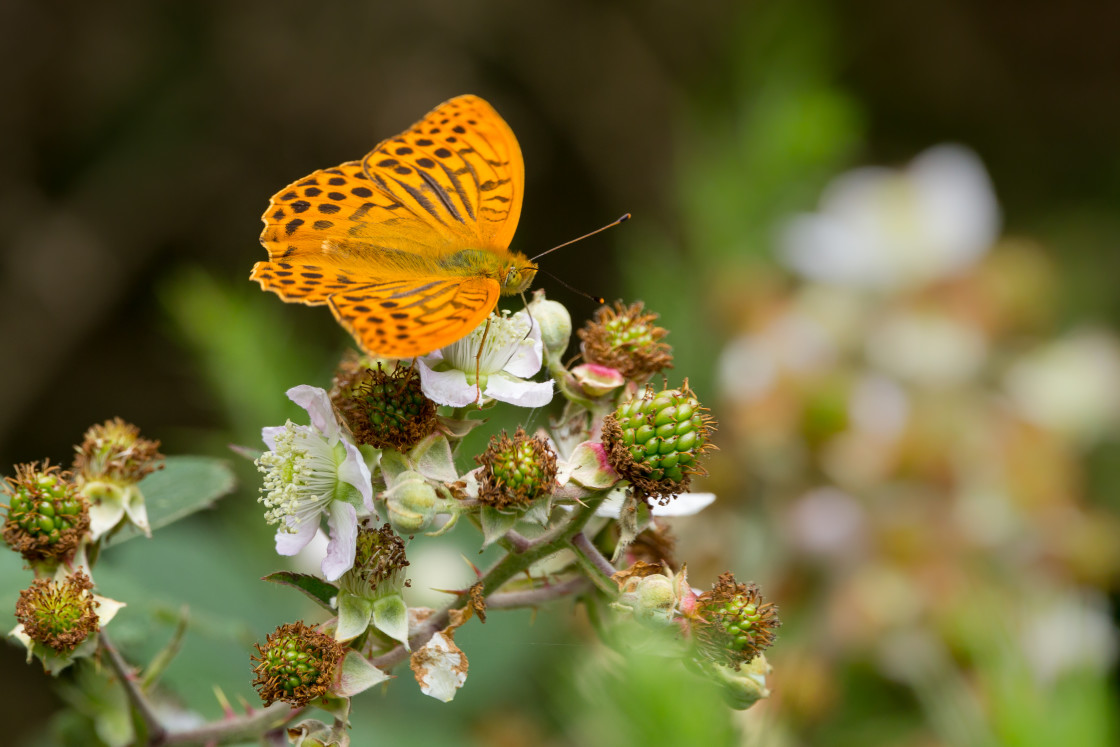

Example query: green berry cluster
[715,598,766,652]
[476,429,558,511]
[251,621,345,706]
[578,301,673,380]
[603,382,715,503]
[3,463,88,562]
[335,364,436,450]
[613,390,707,484]
[695,573,780,666]
[15,571,99,652]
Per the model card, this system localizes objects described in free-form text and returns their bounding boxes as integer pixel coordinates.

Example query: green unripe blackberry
[694,573,780,667]
[15,571,100,653]
[333,363,437,451]
[3,462,89,563]
[602,382,716,504]
[578,301,673,381]
[475,429,558,511]
[251,621,346,707]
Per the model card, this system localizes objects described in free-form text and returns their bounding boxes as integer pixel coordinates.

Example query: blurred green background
[2,1,1119,745]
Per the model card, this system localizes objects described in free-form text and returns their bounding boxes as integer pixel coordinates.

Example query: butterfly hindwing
[328,276,500,359]
[250,258,364,306]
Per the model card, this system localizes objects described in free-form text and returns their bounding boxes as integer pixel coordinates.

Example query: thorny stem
[94,492,610,745]
[157,704,299,745]
[372,492,607,671]
[487,576,591,609]
[570,532,618,594]
[100,632,166,744]
[103,631,299,746]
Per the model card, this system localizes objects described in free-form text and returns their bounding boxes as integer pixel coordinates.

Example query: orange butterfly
[250,95,536,358]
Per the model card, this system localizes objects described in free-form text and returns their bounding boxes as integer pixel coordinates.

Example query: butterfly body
[252,95,531,359]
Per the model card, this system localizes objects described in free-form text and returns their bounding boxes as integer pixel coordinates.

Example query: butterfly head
[499,259,538,296]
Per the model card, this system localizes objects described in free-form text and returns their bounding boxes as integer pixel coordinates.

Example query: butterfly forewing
[253,94,528,358]
[360,95,524,250]
[329,276,500,358]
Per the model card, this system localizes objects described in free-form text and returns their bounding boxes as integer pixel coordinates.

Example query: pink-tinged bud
[562,441,620,490]
[571,363,626,398]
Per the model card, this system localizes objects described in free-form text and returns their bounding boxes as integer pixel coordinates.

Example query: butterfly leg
[473,317,493,404]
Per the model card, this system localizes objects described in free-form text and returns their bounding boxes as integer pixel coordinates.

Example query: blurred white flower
[718,308,837,403]
[1020,588,1118,684]
[779,145,1000,289]
[784,487,868,559]
[865,311,987,387]
[1003,328,1120,444]
[849,374,910,439]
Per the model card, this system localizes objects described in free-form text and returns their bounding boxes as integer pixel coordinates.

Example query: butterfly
[250,95,536,358]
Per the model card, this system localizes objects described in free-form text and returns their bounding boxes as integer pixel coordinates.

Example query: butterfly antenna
[538,270,605,305]
[528,213,631,262]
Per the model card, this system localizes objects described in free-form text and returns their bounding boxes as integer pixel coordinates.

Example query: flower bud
[251,621,347,707]
[529,291,572,359]
[615,573,676,627]
[571,363,626,398]
[384,471,439,534]
[707,654,773,710]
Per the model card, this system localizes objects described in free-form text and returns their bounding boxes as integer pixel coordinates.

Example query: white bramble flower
[256,385,373,581]
[1003,328,1120,444]
[418,309,553,407]
[779,144,1000,290]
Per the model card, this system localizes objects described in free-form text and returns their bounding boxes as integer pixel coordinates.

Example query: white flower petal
[411,631,468,702]
[417,362,480,407]
[652,492,716,516]
[337,438,374,511]
[485,373,553,408]
[122,487,151,538]
[593,489,715,518]
[92,595,127,626]
[88,499,127,540]
[275,515,319,556]
[322,501,359,581]
[502,311,544,378]
[287,385,340,442]
[261,426,286,451]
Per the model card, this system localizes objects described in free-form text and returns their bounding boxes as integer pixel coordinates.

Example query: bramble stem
[100,632,166,744]
[487,576,591,609]
[372,491,608,671]
[570,532,618,594]
[157,704,299,745]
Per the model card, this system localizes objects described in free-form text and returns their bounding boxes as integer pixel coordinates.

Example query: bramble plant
[2,291,779,745]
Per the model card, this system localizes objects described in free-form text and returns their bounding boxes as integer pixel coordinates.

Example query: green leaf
[336,592,373,642]
[371,595,409,649]
[410,434,458,482]
[262,571,338,612]
[480,506,517,549]
[106,456,236,545]
[379,449,411,487]
[336,652,391,698]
